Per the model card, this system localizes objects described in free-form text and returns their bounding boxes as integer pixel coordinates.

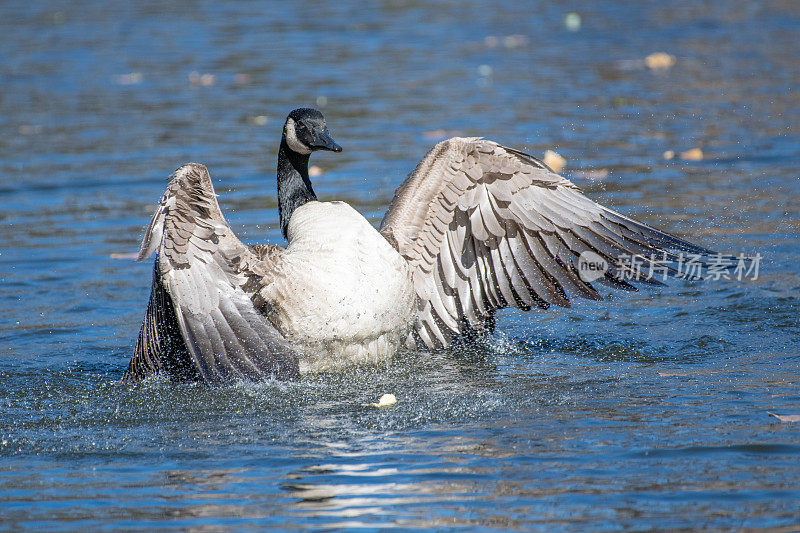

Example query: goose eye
[299,123,314,139]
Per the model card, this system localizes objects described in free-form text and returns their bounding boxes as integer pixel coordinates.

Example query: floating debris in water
[365,393,397,408]
[663,150,675,160]
[308,165,324,177]
[113,72,143,85]
[768,412,800,423]
[189,71,216,86]
[564,12,581,32]
[484,35,528,49]
[248,115,269,126]
[543,149,566,172]
[615,52,676,72]
[503,34,528,48]
[680,147,704,161]
[645,52,676,70]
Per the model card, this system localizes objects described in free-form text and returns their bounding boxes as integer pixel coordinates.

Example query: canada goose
[124,108,716,385]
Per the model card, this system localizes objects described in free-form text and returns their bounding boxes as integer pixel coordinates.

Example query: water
[1,0,799,529]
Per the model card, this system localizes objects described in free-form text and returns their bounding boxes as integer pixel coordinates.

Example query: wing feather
[127,163,299,384]
[485,241,514,309]
[521,230,602,300]
[465,232,490,317]
[380,137,720,348]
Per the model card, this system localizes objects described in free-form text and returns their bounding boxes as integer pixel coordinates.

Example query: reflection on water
[1,0,800,530]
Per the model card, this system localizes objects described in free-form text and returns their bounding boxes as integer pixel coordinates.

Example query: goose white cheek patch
[285,117,312,154]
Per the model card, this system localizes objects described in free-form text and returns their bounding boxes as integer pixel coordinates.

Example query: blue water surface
[1,1,799,530]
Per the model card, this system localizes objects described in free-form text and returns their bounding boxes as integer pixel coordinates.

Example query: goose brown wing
[125,163,299,385]
[380,137,716,349]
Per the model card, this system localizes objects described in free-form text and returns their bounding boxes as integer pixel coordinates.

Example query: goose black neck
[277,139,317,240]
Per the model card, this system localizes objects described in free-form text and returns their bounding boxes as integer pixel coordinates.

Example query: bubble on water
[112,72,143,85]
[248,115,269,126]
[564,12,581,32]
[189,71,216,86]
[502,34,528,48]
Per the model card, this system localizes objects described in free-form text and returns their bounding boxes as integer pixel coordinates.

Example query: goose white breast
[263,200,415,371]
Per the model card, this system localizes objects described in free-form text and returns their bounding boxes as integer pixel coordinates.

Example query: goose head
[276,108,341,240]
[282,108,342,155]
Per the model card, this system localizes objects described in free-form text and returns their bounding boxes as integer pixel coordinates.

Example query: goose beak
[312,128,342,152]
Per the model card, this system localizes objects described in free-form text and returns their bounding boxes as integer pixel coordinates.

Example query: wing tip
[135,207,165,262]
[134,162,215,263]
[174,162,209,177]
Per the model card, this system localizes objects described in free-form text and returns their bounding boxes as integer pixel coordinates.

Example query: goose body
[124,108,718,385]
[264,200,415,371]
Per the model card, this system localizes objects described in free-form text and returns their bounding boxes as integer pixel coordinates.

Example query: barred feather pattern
[128,163,299,385]
[380,137,716,348]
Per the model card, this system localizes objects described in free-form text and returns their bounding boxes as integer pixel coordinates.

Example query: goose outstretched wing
[380,137,716,349]
[124,163,299,385]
